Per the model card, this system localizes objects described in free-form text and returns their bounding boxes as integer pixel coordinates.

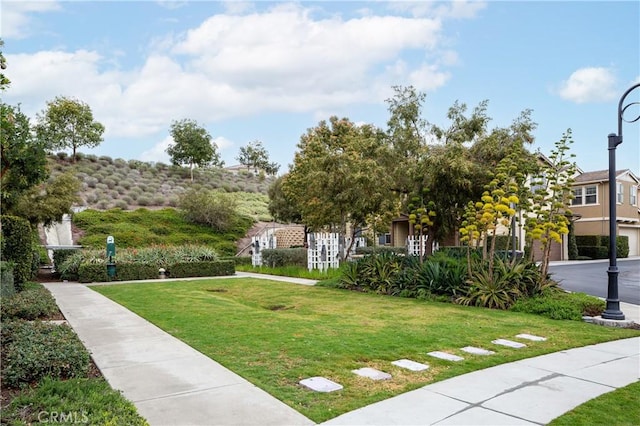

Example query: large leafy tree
[1,104,49,213]
[267,175,302,224]
[34,96,105,162]
[11,172,81,227]
[384,88,492,243]
[237,140,280,175]
[284,116,391,258]
[166,118,222,182]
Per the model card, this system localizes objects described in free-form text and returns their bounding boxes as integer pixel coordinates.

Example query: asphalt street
[549,259,640,305]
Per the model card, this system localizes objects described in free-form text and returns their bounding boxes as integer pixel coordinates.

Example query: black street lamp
[602,82,640,320]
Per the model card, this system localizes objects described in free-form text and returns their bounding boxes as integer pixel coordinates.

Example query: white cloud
[1,0,61,39]
[557,67,617,103]
[3,2,469,143]
[139,136,173,163]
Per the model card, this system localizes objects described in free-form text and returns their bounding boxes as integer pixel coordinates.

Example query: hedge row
[1,215,36,289]
[575,235,629,259]
[78,260,235,283]
[261,248,307,268]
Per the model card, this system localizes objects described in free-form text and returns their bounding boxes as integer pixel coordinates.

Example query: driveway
[549,259,640,305]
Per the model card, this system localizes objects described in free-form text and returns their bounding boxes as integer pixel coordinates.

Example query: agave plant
[338,260,361,289]
[456,266,521,310]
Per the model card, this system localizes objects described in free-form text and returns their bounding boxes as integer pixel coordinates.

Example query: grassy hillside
[48,152,273,221]
[73,208,252,256]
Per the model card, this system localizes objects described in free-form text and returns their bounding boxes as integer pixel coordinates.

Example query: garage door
[619,227,639,257]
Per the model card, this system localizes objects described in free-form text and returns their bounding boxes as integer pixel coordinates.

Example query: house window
[572,187,583,205]
[572,185,597,205]
[631,185,638,206]
[617,183,624,204]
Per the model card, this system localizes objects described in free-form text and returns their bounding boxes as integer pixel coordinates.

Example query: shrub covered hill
[46,152,275,255]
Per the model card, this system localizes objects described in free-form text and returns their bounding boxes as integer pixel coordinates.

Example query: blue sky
[2,1,639,174]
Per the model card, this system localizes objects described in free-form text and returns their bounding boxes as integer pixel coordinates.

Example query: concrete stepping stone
[392,359,430,371]
[299,377,343,392]
[427,351,464,362]
[492,339,526,349]
[516,333,547,342]
[461,346,495,356]
[352,367,392,380]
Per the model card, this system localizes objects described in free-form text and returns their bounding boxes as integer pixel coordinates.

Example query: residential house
[571,169,640,256]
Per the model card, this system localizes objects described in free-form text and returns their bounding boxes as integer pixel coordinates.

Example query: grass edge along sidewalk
[92,277,640,423]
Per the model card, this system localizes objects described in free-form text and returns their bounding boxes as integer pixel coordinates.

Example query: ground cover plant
[548,380,640,426]
[0,282,148,425]
[2,377,150,425]
[92,278,640,423]
[48,153,273,212]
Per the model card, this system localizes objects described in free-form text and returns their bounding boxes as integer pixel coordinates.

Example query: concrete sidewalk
[44,281,639,426]
[44,283,314,426]
[322,337,640,425]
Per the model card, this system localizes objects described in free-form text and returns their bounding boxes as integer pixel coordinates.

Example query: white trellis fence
[307,233,340,271]
[406,235,431,257]
[251,234,277,266]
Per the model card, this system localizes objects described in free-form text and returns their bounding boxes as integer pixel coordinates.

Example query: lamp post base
[602,268,625,320]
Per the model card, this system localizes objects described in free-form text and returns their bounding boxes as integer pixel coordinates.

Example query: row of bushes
[0,282,148,424]
[321,251,605,320]
[576,235,629,259]
[77,261,235,283]
[55,245,228,281]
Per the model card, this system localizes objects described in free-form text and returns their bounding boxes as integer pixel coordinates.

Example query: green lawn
[93,279,640,423]
[549,380,640,426]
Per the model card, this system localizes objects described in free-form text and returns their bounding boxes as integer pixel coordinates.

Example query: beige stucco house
[571,169,640,256]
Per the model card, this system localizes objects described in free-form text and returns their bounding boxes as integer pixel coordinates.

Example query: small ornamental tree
[524,130,577,279]
[34,96,105,162]
[459,152,523,279]
[166,119,223,182]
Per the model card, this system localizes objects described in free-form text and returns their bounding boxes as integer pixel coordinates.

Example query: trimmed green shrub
[168,261,235,278]
[510,291,605,320]
[1,284,59,320]
[1,215,35,289]
[115,264,159,281]
[568,222,579,260]
[577,246,608,259]
[1,261,16,298]
[601,235,629,258]
[261,248,307,268]
[78,263,111,283]
[1,321,90,388]
[575,235,601,246]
